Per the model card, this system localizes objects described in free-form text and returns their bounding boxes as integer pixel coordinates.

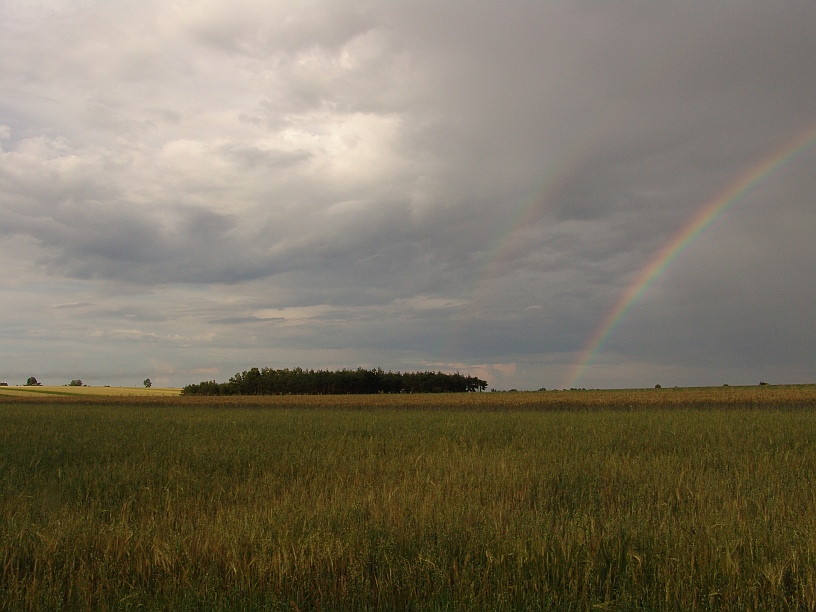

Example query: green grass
[2,393,816,609]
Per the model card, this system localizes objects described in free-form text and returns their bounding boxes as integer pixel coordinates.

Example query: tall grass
[2,395,816,609]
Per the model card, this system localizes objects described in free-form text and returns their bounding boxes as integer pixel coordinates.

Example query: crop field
[2,385,816,610]
[0,385,182,397]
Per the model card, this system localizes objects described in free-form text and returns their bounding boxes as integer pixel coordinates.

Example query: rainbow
[444,45,692,358]
[442,148,588,358]
[563,120,816,389]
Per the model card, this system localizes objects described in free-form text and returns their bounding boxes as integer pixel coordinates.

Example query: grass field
[2,385,816,610]
[0,385,181,397]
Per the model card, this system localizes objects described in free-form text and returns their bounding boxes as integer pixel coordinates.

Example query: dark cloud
[1,1,814,389]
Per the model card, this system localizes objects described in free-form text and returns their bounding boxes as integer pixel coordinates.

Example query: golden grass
[0,385,181,397]
[3,383,814,410]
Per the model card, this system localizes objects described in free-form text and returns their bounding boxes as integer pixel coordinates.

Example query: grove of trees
[182,367,487,396]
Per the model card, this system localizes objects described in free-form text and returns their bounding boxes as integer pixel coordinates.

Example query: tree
[182,367,488,396]
[69,379,83,387]
[25,376,41,386]
[143,378,152,388]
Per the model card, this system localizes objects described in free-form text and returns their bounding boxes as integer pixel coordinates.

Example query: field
[2,385,816,610]
[0,385,182,397]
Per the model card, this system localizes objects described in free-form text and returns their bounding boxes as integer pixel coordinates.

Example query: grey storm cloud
[1,1,815,390]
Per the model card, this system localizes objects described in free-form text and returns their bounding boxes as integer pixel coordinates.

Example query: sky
[1,1,815,390]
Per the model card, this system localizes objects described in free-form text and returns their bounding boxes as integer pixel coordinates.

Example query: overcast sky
[1,1,815,390]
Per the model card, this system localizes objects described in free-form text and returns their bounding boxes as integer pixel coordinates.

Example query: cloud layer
[2,1,815,389]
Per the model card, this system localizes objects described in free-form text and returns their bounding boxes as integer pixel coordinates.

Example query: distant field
[2,382,815,408]
[0,385,181,397]
[2,385,816,609]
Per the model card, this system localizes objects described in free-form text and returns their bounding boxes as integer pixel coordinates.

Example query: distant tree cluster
[182,367,488,396]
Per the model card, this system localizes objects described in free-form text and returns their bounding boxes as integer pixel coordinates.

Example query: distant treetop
[182,367,487,396]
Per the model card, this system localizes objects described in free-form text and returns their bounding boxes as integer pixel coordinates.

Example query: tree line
[182,367,488,396]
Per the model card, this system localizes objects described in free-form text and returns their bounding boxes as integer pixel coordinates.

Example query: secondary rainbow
[564,120,816,389]
[442,147,589,358]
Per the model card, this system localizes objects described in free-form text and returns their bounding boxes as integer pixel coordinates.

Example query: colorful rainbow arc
[563,120,816,389]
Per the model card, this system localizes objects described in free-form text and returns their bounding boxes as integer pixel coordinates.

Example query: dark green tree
[182,367,487,396]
